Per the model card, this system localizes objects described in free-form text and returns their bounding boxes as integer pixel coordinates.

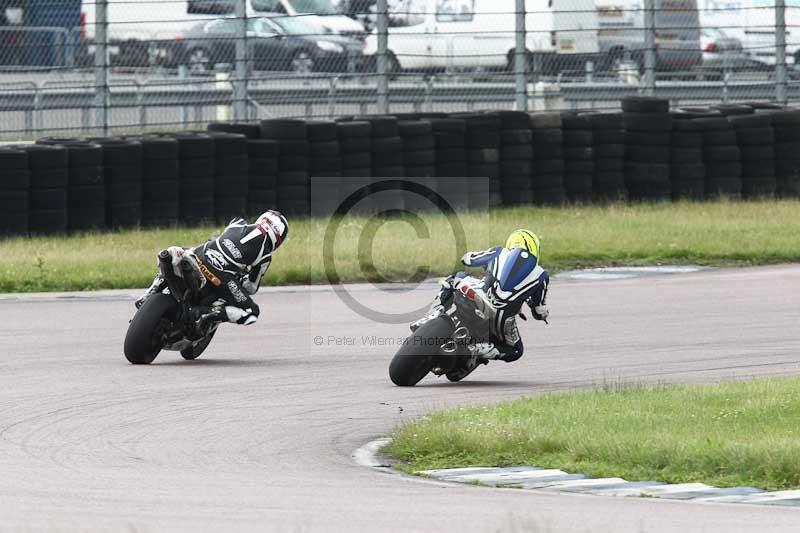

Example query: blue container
[26,0,82,66]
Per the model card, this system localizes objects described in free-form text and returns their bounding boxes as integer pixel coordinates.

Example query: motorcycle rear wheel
[124,293,177,365]
[389,316,454,387]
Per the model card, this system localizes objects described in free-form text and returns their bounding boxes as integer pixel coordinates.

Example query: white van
[82,0,365,41]
[363,0,600,73]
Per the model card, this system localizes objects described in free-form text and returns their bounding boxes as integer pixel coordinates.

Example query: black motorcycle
[124,249,223,365]
[389,281,493,386]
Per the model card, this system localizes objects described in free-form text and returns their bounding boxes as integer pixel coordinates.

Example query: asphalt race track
[1,265,799,532]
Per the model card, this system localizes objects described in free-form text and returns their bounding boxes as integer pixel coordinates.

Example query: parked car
[188,0,366,38]
[175,15,363,73]
[699,28,765,71]
[363,0,600,75]
[80,0,365,68]
[595,0,702,71]
[700,0,800,67]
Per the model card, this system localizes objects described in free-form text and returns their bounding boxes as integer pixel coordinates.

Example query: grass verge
[386,377,800,491]
[2,200,800,292]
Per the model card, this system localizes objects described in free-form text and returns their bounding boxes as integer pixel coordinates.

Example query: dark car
[176,15,363,74]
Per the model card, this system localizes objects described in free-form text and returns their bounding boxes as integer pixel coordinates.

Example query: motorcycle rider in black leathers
[135,210,288,327]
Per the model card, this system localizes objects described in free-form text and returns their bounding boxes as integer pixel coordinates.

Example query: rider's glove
[533,305,549,321]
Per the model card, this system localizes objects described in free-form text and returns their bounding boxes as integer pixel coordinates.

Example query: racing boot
[135,274,165,309]
[410,283,455,332]
[410,304,445,332]
[445,343,500,382]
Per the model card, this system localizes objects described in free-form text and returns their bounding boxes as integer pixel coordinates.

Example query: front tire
[124,293,177,365]
[389,316,454,387]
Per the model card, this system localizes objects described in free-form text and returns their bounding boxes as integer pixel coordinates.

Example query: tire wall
[1,102,797,237]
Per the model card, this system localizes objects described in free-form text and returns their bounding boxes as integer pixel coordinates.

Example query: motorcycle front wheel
[124,293,178,365]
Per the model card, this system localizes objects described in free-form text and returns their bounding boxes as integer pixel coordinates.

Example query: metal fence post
[643,0,656,97]
[376,0,389,115]
[514,0,527,111]
[776,0,788,105]
[234,0,248,121]
[94,0,109,136]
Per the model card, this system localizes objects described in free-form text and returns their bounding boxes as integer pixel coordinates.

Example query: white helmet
[255,210,289,251]
[235,210,289,267]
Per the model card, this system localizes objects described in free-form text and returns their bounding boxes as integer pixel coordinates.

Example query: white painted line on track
[352,438,393,468]
[357,439,799,507]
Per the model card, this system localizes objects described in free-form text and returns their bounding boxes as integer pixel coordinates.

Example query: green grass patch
[2,200,800,292]
[386,377,800,491]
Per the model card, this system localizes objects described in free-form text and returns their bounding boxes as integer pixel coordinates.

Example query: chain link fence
[0,0,796,139]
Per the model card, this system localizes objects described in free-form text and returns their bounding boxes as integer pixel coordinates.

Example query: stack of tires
[399,118,441,211]
[367,116,406,213]
[497,111,534,206]
[431,118,477,207]
[0,148,30,236]
[90,139,143,228]
[247,139,279,215]
[308,120,343,216]
[729,113,776,198]
[169,132,215,224]
[431,118,467,178]
[461,113,502,207]
[338,120,372,179]
[368,116,403,179]
[137,136,180,227]
[308,120,343,178]
[772,110,800,198]
[24,144,69,234]
[622,97,672,200]
[696,115,742,198]
[207,121,261,140]
[207,132,249,221]
[529,112,566,205]
[586,112,627,202]
[399,119,436,178]
[561,113,594,203]
[261,119,309,217]
[669,114,706,200]
[336,120,372,213]
[712,104,753,118]
[38,140,105,231]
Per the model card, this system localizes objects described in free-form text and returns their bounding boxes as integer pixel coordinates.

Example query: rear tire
[124,293,177,365]
[389,316,454,387]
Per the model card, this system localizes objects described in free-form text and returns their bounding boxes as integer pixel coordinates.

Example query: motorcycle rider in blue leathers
[410,229,550,380]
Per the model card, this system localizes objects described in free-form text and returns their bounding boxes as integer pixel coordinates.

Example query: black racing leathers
[190,220,275,325]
